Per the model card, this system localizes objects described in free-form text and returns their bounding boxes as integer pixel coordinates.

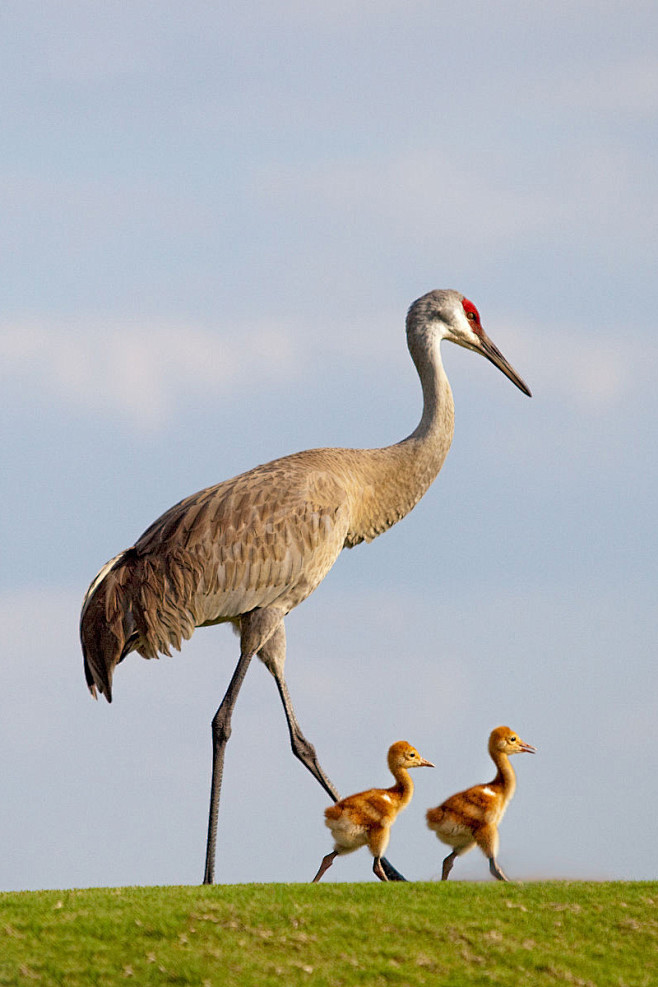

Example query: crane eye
[510,736,517,742]
[462,298,481,325]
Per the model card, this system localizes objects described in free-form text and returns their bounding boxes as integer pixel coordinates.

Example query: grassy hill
[1,881,656,986]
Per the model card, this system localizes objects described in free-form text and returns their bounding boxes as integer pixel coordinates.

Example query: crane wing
[132,451,353,629]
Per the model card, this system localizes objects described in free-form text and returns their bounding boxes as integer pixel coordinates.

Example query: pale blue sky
[1,1,657,889]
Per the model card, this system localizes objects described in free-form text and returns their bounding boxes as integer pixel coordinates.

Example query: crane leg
[203,609,291,885]
[373,857,389,882]
[488,856,509,882]
[260,625,407,882]
[441,850,459,880]
[203,648,255,885]
[272,668,340,801]
[377,858,405,881]
[312,850,338,882]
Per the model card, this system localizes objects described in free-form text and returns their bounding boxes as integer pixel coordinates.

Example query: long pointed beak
[477,329,532,397]
[518,741,537,754]
[418,757,435,767]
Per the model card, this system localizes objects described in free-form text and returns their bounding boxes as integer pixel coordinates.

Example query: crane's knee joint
[291,732,317,760]
[211,717,232,743]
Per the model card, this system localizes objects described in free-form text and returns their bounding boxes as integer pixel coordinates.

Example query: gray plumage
[80,288,531,883]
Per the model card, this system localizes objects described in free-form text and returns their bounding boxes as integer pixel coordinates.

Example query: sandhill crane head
[388,740,435,771]
[489,725,537,756]
[406,289,532,397]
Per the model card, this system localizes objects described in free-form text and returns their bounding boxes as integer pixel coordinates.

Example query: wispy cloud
[256,136,656,261]
[501,321,651,415]
[1,306,649,430]
[0,319,300,430]
[257,151,550,250]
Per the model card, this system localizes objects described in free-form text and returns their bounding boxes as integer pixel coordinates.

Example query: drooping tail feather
[81,614,120,702]
[80,546,203,701]
[80,550,135,702]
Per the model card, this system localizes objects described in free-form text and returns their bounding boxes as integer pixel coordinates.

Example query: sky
[1,1,657,891]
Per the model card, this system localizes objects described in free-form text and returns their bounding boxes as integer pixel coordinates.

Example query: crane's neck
[408,331,454,443]
[344,334,454,546]
[490,750,517,804]
[389,766,414,810]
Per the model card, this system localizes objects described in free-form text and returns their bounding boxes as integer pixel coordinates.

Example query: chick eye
[510,736,517,742]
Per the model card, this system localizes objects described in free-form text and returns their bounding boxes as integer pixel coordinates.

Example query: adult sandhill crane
[426,725,536,881]
[80,289,531,885]
[312,740,434,882]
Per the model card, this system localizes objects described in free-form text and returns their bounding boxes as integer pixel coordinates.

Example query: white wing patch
[81,551,128,616]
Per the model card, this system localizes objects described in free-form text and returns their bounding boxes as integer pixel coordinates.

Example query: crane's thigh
[367,826,391,860]
[474,825,499,859]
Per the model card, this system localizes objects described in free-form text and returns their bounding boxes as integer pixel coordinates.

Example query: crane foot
[380,857,407,881]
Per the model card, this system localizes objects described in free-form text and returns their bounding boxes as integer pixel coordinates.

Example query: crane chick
[312,740,434,882]
[426,726,535,882]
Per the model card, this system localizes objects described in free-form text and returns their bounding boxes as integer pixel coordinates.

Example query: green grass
[1,882,656,986]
